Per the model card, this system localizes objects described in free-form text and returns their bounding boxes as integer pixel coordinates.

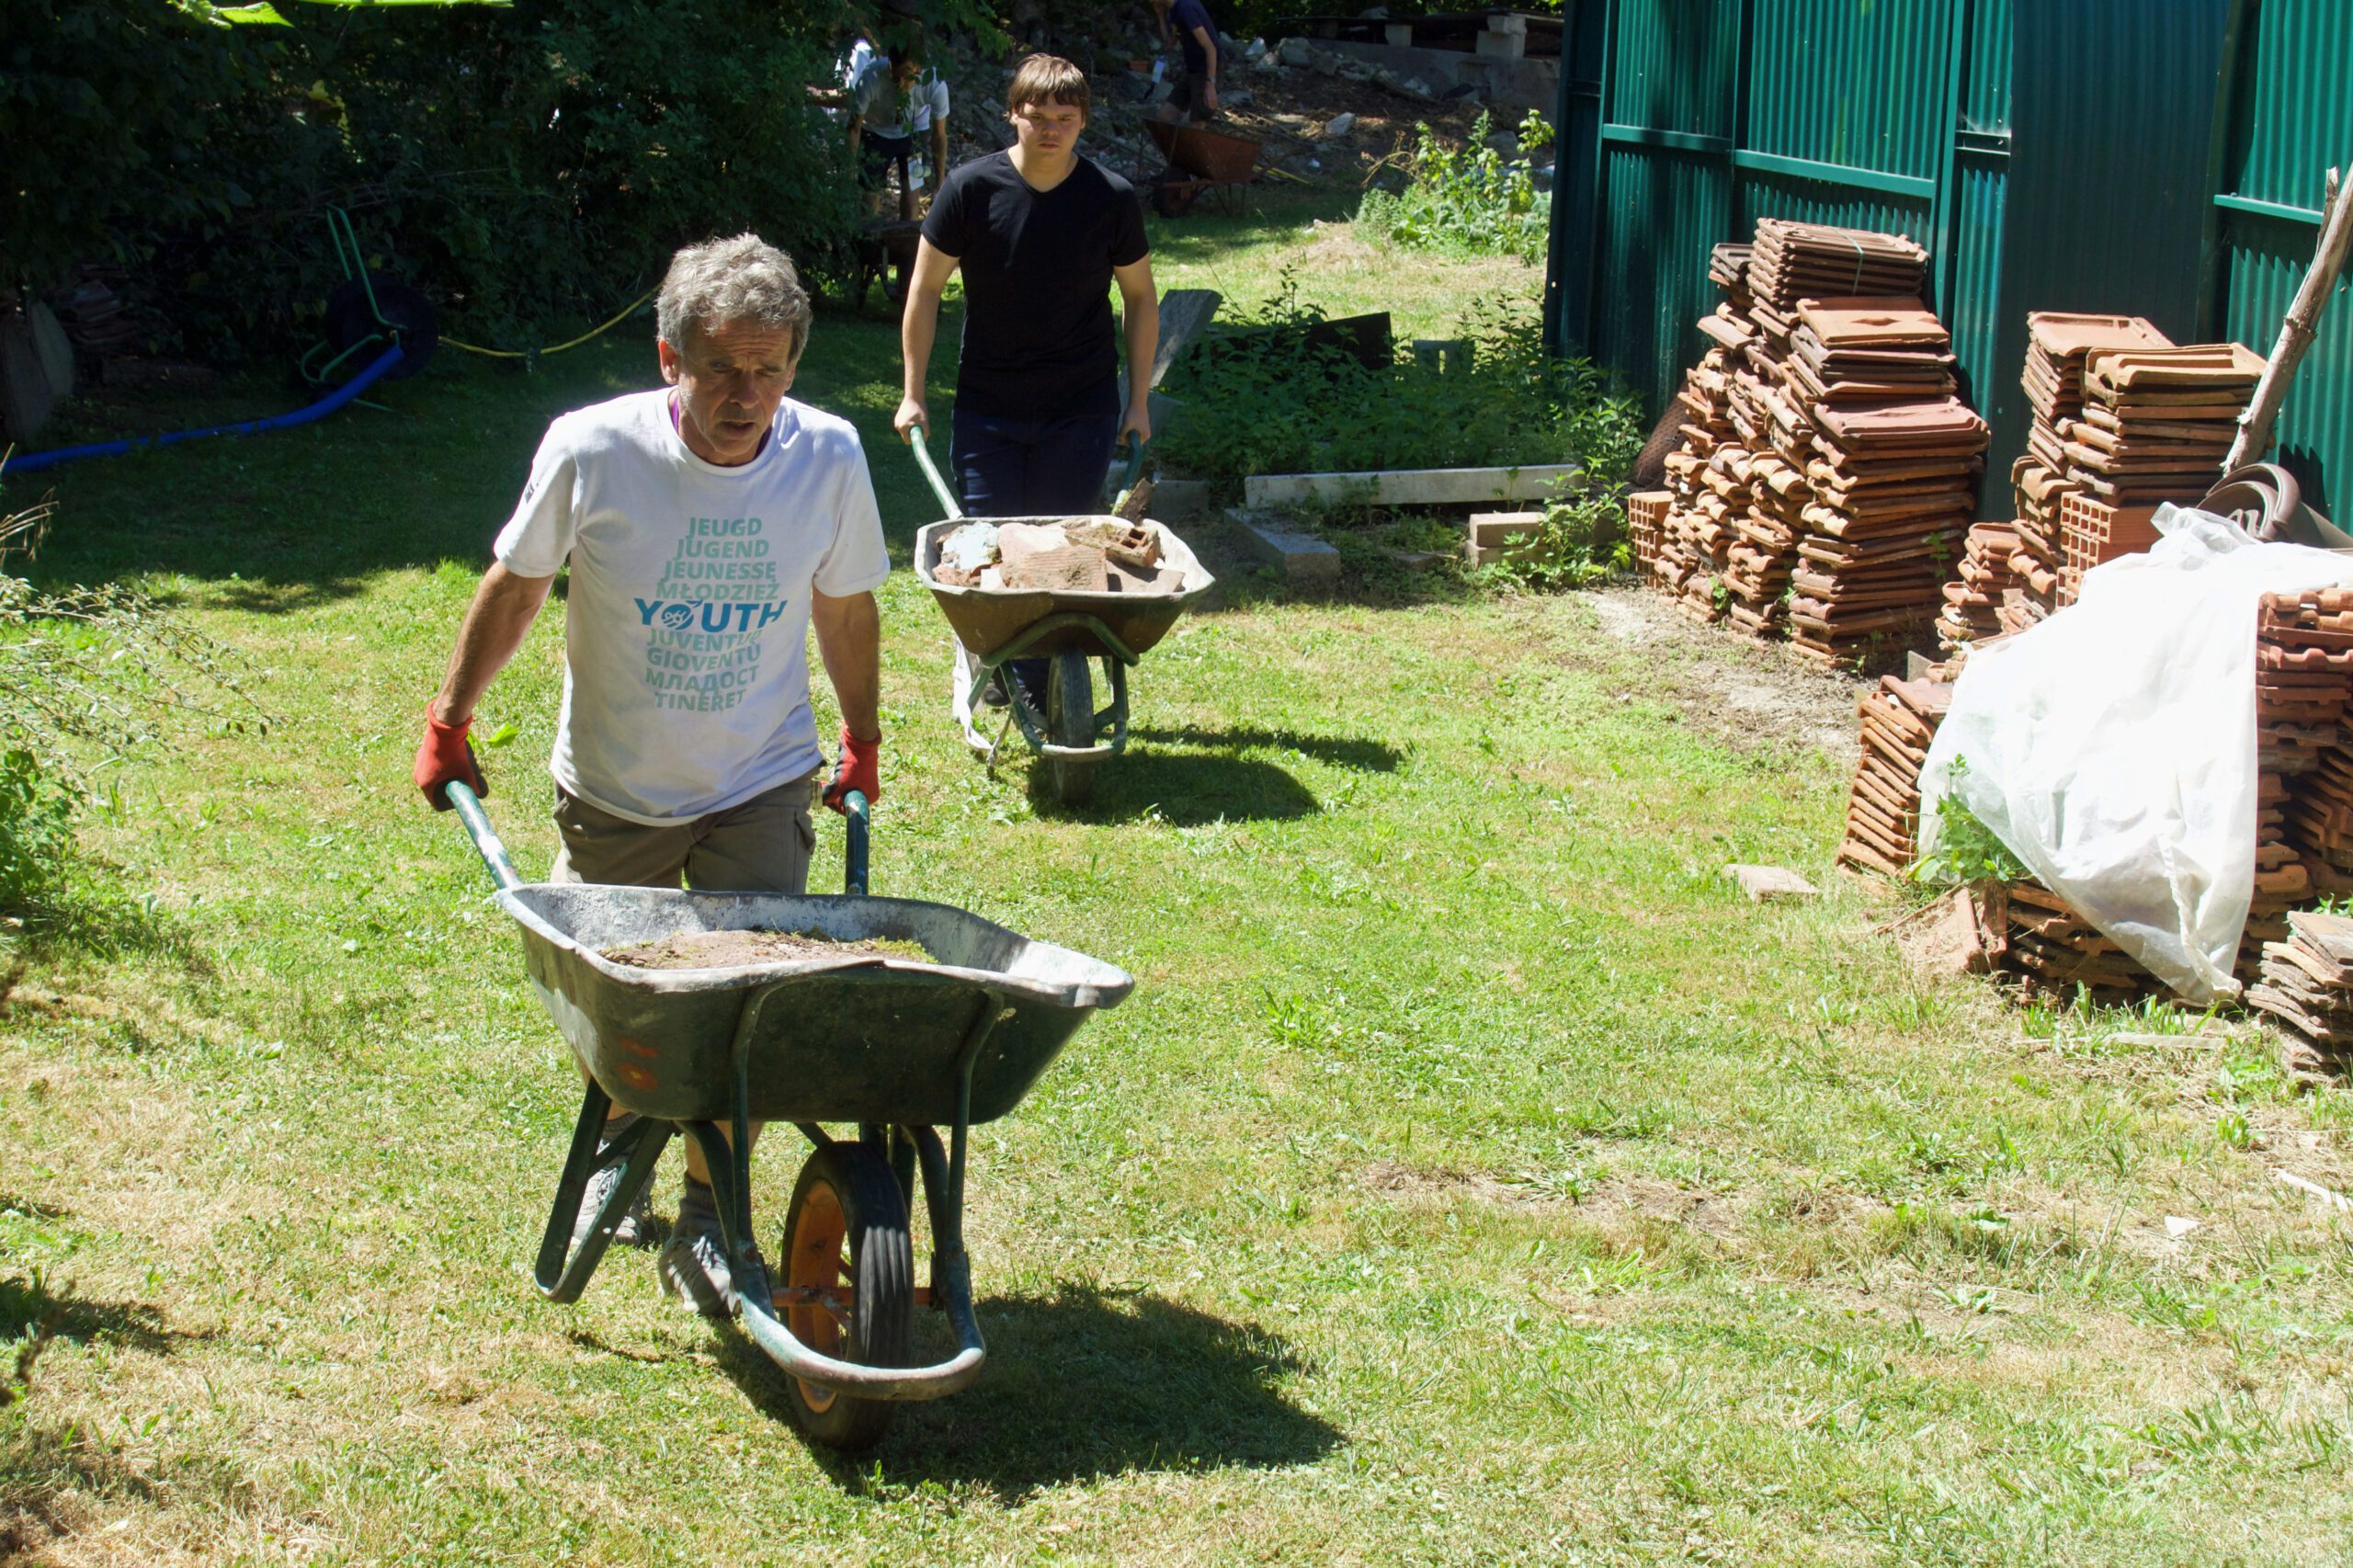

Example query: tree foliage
[1,0,887,355]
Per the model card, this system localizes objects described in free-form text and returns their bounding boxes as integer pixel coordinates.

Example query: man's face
[892,57,921,90]
[1009,97,1086,159]
[657,317,797,467]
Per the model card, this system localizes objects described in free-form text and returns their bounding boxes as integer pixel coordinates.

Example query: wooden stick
[2228,166,2353,472]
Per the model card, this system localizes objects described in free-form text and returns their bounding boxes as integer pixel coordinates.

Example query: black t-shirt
[922,151,1151,419]
[1169,0,1215,76]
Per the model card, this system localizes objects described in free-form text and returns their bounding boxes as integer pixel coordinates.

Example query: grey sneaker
[658,1184,771,1319]
[571,1138,653,1252]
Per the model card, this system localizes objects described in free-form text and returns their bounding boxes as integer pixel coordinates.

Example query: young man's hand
[893,397,928,442]
[1120,403,1153,448]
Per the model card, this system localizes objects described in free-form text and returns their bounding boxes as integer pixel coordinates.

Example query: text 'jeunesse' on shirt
[493,390,891,825]
[920,152,1150,420]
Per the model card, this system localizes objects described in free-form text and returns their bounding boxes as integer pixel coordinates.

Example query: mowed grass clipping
[3,192,2352,1565]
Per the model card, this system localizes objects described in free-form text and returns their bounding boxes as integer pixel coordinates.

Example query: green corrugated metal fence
[1551,0,2013,472]
[2212,0,2353,515]
[1551,0,2353,516]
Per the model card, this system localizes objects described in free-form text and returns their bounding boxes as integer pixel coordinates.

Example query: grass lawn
[4,191,2353,1565]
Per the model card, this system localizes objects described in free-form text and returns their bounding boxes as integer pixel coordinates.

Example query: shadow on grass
[1131,725,1404,774]
[1028,752,1318,825]
[0,1271,212,1357]
[2,883,213,993]
[714,1283,1342,1498]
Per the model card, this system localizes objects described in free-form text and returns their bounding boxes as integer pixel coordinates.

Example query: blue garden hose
[5,343,406,475]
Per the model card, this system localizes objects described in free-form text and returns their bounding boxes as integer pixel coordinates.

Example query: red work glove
[413,706,487,812]
[824,723,881,815]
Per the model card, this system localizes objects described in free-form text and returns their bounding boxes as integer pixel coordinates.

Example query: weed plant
[0,488,261,907]
[1158,277,1640,502]
[1356,111,1554,261]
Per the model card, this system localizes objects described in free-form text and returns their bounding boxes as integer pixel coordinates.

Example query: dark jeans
[859,131,913,205]
[949,404,1120,517]
[952,403,1120,704]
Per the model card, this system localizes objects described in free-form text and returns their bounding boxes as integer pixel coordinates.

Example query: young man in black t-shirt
[895,53,1157,518]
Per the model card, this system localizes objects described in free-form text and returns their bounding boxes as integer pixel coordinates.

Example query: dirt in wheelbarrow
[600,928,938,971]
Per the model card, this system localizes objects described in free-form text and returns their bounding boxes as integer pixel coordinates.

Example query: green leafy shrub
[1908,758,2027,887]
[1356,111,1553,260]
[1158,278,1640,498]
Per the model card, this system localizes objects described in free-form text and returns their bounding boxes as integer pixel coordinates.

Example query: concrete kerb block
[1474,28,1526,58]
[1228,507,1342,586]
[1151,479,1212,524]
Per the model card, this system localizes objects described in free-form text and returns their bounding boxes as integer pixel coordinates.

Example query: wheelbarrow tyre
[1045,648,1097,807]
[781,1142,914,1449]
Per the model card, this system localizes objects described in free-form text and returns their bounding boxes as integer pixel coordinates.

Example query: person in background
[849,45,950,218]
[1149,0,1219,121]
[412,235,888,1320]
[893,54,1158,706]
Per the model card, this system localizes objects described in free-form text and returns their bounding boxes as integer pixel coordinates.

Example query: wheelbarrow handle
[444,781,524,893]
[841,790,870,896]
[449,779,869,897]
[1115,432,1148,501]
[904,423,963,520]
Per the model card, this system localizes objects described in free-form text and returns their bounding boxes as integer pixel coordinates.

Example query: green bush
[1356,111,1553,261]
[1157,276,1641,498]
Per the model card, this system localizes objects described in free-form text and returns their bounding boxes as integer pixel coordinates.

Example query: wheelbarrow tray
[496,882,1133,1126]
[915,516,1214,661]
[1148,119,1261,184]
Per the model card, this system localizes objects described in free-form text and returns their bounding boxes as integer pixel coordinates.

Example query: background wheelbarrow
[905,427,1215,806]
[443,781,1132,1449]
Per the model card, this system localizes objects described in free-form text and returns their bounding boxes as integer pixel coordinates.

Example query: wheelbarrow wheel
[1044,648,1097,807]
[781,1142,914,1449]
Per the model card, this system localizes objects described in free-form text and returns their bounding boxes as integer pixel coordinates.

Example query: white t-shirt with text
[494,390,890,825]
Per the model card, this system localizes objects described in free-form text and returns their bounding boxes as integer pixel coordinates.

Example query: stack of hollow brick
[1835,675,1951,876]
[1937,520,2020,653]
[2248,910,2353,1069]
[1627,490,1672,574]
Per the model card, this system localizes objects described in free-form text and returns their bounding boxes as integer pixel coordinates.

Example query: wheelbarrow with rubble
[442,780,1133,1449]
[905,426,1216,806]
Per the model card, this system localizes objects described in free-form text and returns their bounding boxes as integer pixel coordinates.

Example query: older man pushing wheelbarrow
[412,233,890,1318]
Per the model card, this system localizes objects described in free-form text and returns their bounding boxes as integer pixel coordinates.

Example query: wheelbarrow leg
[679,1118,768,1313]
[535,1083,672,1303]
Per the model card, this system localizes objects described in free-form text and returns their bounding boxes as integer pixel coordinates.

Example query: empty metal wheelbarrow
[444,781,1133,1448]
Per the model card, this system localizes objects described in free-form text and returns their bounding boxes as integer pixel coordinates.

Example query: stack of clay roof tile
[2013,314,2177,613]
[1836,676,1950,876]
[2265,592,2353,973]
[1787,386,1987,667]
[2005,881,2154,1002]
[1938,520,2021,652]
[1652,244,1762,621]
[2248,910,2353,1068]
[1627,490,1672,577]
[1745,220,1929,337]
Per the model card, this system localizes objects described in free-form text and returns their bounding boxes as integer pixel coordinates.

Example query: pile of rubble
[930,518,1179,594]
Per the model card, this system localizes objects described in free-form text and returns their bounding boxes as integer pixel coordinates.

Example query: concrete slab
[1151,478,1212,524]
[1246,464,1579,508]
[1229,508,1341,586]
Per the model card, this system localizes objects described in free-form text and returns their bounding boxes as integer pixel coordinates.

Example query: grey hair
[655,234,813,356]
